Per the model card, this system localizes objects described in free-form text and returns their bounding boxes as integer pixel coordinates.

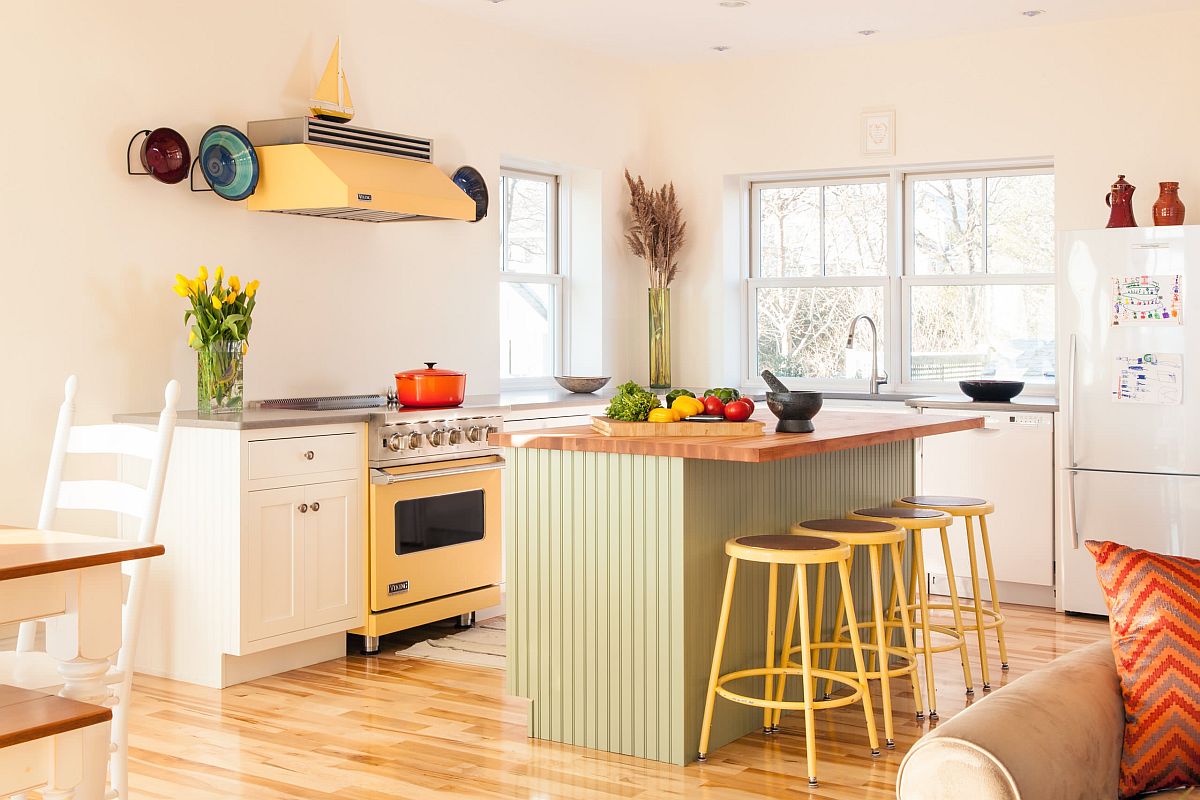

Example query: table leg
[44,564,123,800]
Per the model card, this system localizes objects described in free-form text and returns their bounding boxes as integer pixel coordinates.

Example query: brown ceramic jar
[1153,182,1186,226]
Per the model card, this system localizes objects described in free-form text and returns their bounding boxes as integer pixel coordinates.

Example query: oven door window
[394,489,486,556]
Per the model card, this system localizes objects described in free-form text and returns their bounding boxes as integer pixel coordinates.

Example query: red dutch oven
[394,362,466,408]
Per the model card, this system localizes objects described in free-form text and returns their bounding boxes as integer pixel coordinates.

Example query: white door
[243,486,306,641]
[303,480,362,627]
[920,411,1056,606]
[1060,468,1200,615]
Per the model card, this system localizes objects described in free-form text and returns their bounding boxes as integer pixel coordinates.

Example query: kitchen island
[492,410,982,766]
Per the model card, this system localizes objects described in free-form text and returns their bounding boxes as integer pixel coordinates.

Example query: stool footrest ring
[714,667,867,712]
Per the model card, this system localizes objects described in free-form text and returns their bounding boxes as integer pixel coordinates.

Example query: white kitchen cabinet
[241,479,360,644]
[132,423,365,688]
[917,409,1055,607]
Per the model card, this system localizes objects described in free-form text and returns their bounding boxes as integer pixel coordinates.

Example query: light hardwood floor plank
[121,604,1109,799]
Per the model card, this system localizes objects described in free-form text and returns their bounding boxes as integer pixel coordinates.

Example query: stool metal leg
[939,527,975,698]
[837,559,881,757]
[812,563,828,701]
[795,563,820,787]
[979,514,1010,670]
[868,544,895,748]
[773,566,799,730]
[763,563,779,734]
[698,558,739,760]
[890,539,924,719]
[824,549,853,699]
[912,531,937,719]
[964,516,992,690]
[885,538,903,622]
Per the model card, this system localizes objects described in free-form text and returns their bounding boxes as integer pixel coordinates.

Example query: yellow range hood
[245,117,475,223]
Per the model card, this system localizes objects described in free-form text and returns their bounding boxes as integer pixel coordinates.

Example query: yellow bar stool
[698,534,880,788]
[895,495,1009,690]
[782,518,920,749]
[848,506,973,718]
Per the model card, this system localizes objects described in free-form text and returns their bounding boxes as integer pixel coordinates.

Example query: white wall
[646,9,1200,387]
[0,0,649,525]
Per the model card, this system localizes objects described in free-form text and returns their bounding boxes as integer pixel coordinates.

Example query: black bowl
[959,380,1025,402]
[765,391,824,433]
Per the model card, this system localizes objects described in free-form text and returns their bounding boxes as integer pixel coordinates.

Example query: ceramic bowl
[959,380,1024,402]
[765,390,824,433]
[554,376,611,394]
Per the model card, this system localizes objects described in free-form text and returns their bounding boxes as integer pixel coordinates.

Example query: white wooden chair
[0,376,179,800]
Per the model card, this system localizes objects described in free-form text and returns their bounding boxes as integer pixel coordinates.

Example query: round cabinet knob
[298,503,308,513]
[310,502,320,512]
[303,450,315,461]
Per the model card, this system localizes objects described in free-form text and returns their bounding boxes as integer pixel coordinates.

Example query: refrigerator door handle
[1067,468,1081,550]
[1067,333,1078,468]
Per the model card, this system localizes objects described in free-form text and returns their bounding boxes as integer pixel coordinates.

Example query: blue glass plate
[198,125,259,201]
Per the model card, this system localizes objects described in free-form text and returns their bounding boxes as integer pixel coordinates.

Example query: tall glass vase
[197,339,244,414]
[648,287,672,389]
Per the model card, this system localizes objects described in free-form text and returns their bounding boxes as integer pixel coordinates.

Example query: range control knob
[447,427,464,445]
[467,425,486,443]
[427,428,448,447]
[387,432,406,452]
[407,432,424,450]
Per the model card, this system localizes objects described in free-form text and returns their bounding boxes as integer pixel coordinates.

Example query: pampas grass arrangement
[624,169,687,289]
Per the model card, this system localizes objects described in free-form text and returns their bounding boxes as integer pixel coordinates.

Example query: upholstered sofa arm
[896,640,1124,800]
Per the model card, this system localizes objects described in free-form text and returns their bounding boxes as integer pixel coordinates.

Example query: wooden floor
[124,604,1109,800]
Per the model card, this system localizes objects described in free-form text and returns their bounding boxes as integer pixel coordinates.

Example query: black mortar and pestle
[761,370,824,433]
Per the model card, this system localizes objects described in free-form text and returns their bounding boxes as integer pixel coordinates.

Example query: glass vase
[648,287,672,389]
[197,339,244,414]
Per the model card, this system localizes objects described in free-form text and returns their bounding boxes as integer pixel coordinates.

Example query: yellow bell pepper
[647,408,676,424]
[671,396,704,418]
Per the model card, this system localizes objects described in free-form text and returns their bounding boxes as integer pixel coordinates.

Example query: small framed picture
[861,110,895,156]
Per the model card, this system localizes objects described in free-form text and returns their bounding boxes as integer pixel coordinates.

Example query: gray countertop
[114,388,619,430]
[905,394,1059,413]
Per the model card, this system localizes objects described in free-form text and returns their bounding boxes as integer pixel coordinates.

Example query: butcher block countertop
[491,410,982,463]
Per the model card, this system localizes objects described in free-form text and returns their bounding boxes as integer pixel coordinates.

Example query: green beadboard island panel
[504,440,914,766]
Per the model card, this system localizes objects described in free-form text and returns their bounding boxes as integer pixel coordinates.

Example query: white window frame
[742,160,1055,396]
[499,167,567,390]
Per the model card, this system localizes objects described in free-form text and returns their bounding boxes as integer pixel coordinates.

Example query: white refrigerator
[1058,225,1200,615]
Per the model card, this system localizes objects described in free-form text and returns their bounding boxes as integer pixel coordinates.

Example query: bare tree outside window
[500,171,561,382]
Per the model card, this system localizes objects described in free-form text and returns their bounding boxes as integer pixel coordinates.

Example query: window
[748,165,1055,389]
[499,169,562,385]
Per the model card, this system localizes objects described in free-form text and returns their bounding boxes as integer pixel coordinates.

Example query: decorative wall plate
[198,125,259,201]
[140,127,191,184]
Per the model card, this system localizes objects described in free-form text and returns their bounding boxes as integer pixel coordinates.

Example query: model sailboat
[310,38,354,123]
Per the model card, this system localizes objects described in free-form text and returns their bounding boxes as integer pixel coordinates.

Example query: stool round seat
[897,495,994,516]
[850,507,952,529]
[791,518,904,546]
[728,534,849,564]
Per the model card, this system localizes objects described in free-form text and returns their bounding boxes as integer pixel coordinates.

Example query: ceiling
[415,0,1194,63]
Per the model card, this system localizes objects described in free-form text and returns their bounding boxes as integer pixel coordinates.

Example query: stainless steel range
[261,394,506,654]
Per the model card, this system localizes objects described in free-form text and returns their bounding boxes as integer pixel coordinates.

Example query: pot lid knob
[425,362,437,369]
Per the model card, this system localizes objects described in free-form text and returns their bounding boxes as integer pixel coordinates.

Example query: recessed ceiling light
[858,29,879,36]
[719,1,749,7]
[711,45,732,52]
[1022,9,1045,16]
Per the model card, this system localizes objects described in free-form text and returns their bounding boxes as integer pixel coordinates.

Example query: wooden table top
[0,684,112,748]
[491,410,983,463]
[0,528,164,582]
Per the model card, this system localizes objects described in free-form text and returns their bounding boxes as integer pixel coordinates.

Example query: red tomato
[703,395,726,416]
[723,399,752,421]
[740,397,756,413]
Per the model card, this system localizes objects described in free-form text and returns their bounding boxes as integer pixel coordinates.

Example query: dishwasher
[915,408,1056,608]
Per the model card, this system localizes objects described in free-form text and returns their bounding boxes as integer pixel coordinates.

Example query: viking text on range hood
[245,117,475,223]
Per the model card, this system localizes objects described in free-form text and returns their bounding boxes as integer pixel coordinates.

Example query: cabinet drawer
[247,433,359,480]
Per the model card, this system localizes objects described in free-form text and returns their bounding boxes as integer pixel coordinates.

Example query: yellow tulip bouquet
[173,266,260,413]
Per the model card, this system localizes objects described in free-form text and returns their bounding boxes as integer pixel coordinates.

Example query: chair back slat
[67,424,159,460]
[55,480,149,519]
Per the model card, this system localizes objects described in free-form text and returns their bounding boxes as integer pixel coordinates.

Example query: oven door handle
[371,459,506,485]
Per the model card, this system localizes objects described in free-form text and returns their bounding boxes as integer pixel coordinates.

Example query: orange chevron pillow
[1087,540,1200,798]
